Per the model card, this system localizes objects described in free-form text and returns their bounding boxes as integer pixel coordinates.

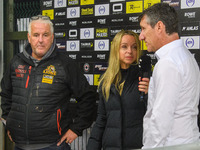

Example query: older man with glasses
[0,15,97,150]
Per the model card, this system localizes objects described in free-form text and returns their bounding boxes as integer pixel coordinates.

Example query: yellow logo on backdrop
[94,74,100,86]
[142,41,147,50]
[96,28,108,38]
[81,7,94,15]
[80,0,94,5]
[144,0,161,10]
[126,1,143,14]
[42,9,54,20]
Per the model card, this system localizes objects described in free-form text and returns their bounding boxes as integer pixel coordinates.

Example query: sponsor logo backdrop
[41,0,200,86]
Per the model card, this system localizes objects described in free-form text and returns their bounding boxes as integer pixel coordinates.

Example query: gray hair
[28,15,54,35]
[139,3,178,35]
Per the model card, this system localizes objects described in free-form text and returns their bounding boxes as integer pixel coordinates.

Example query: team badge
[42,65,57,84]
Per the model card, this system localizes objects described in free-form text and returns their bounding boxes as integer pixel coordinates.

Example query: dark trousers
[14,142,71,150]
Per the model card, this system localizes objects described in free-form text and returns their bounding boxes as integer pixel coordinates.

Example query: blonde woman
[87,30,149,150]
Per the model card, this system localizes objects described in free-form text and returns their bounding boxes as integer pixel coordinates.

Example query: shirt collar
[155,39,182,60]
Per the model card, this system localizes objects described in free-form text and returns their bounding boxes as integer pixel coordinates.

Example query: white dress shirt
[142,39,200,149]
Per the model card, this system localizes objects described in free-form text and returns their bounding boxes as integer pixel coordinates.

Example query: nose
[139,32,144,41]
[39,35,43,42]
[127,47,132,53]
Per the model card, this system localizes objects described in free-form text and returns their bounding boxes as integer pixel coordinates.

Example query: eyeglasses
[30,15,50,21]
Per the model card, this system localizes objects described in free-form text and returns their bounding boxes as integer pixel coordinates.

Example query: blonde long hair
[98,30,142,101]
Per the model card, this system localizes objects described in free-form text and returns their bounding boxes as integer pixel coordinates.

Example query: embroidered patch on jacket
[42,65,57,84]
[15,65,27,78]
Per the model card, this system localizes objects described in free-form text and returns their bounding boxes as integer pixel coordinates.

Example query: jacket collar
[21,39,56,66]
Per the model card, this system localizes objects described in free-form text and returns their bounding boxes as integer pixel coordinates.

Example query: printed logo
[95,4,110,16]
[15,65,26,78]
[84,30,90,38]
[96,28,108,38]
[126,1,143,14]
[186,0,195,7]
[95,40,109,51]
[182,26,199,31]
[94,63,108,73]
[56,40,66,51]
[55,32,66,38]
[112,3,123,14]
[71,9,77,17]
[43,0,53,8]
[55,12,66,16]
[57,0,63,6]
[69,21,78,27]
[181,36,200,49]
[81,20,93,25]
[144,0,153,9]
[56,39,66,51]
[42,65,57,84]
[80,0,94,5]
[162,0,180,9]
[43,65,57,76]
[111,18,124,23]
[69,54,77,60]
[110,29,122,37]
[186,38,194,48]
[55,23,65,26]
[54,20,66,29]
[84,74,93,85]
[81,54,93,59]
[129,28,141,34]
[67,40,80,51]
[56,43,66,50]
[69,29,78,38]
[94,74,100,86]
[179,8,200,22]
[67,7,80,18]
[81,7,94,16]
[144,0,161,9]
[80,28,94,39]
[42,9,54,20]
[184,12,196,18]
[181,0,200,9]
[129,16,139,23]
[68,0,79,6]
[81,42,94,49]
[97,18,106,25]
[54,0,66,8]
[55,9,66,18]
[97,54,106,60]
[99,6,105,14]
[83,63,90,72]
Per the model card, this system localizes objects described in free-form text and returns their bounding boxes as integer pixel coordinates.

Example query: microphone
[138,54,152,101]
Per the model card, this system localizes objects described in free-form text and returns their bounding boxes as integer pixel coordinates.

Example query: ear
[51,34,54,43]
[156,21,165,33]
[27,33,31,43]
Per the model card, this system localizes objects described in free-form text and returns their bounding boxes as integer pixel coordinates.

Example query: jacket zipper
[25,65,33,144]
[25,66,32,88]
[57,109,62,135]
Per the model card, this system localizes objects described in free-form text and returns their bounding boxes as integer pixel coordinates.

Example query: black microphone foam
[139,54,152,76]
[139,54,152,101]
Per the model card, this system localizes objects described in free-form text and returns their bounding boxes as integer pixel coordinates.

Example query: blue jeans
[14,142,71,150]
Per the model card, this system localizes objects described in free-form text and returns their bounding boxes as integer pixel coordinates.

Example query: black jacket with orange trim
[0,41,97,146]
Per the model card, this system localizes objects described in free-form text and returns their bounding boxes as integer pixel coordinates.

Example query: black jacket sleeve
[0,59,13,120]
[86,91,107,150]
[62,57,97,136]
